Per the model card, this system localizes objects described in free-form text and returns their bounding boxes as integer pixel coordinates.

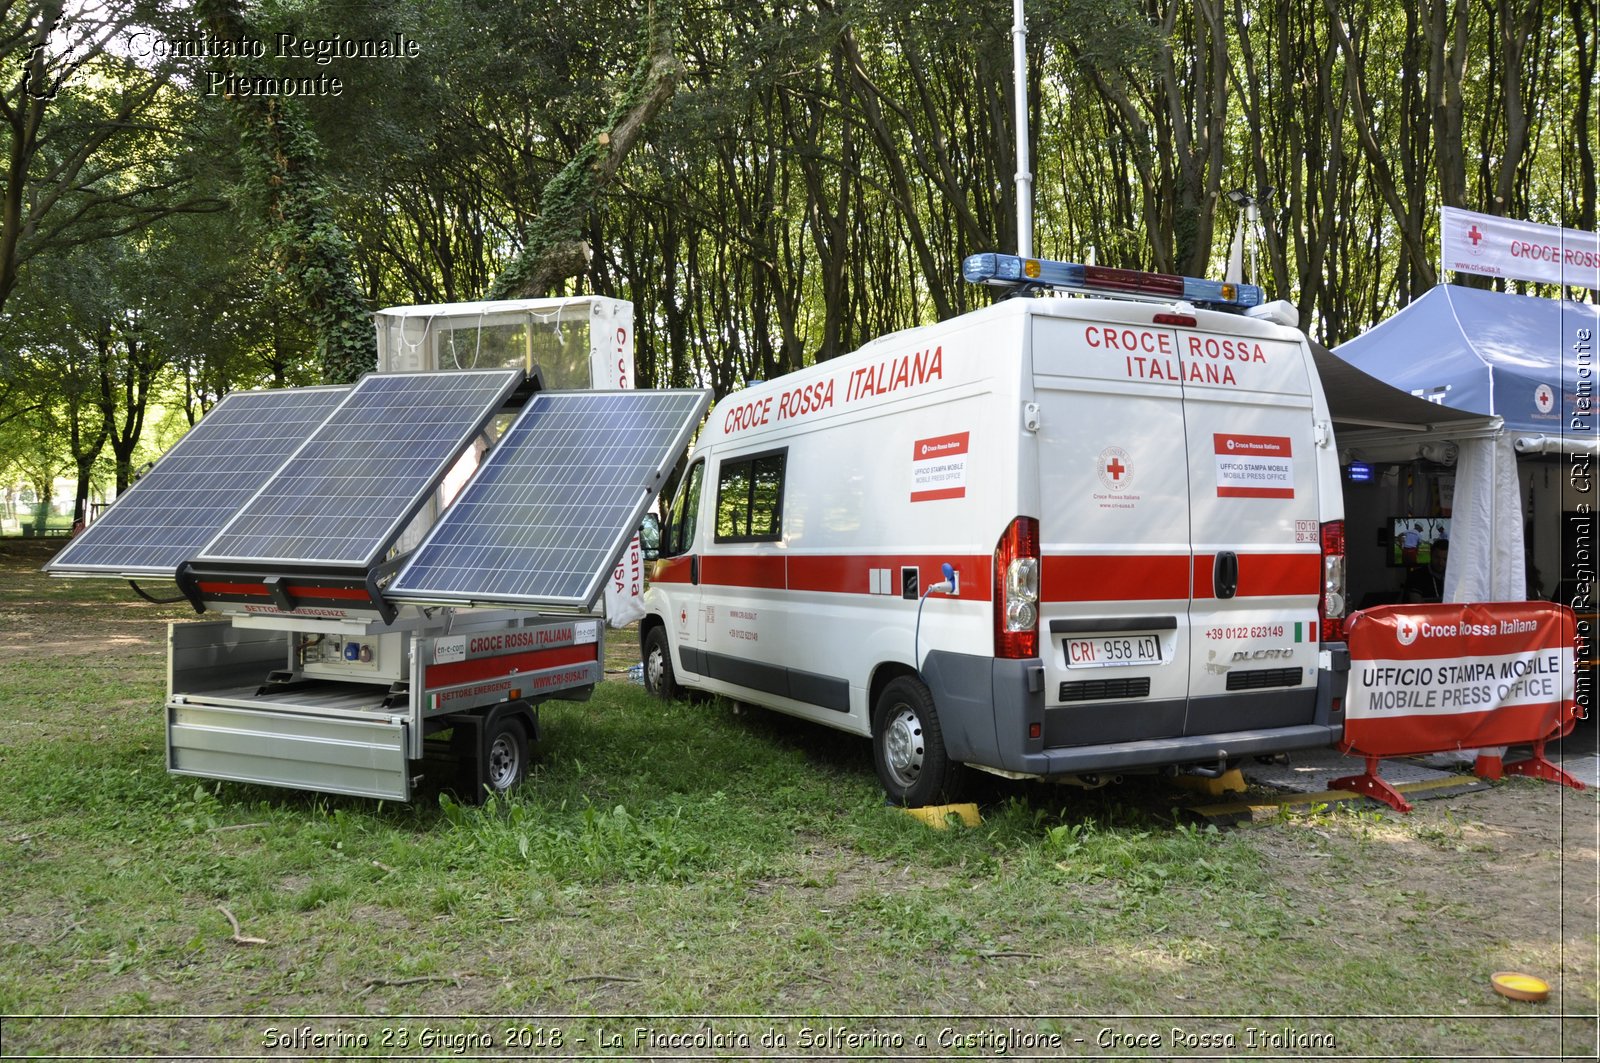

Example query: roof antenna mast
[1012,0,1033,258]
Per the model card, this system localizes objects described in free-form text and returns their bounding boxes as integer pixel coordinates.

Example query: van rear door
[1032,312,1194,746]
[1177,327,1322,733]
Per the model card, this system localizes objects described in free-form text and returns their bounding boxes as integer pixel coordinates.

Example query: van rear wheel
[872,675,963,807]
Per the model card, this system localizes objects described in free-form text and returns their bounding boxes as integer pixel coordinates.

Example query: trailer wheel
[643,625,681,700]
[872,675,964,807]
[481,712,529,795]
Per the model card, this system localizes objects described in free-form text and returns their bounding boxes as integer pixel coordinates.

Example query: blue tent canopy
[1331,284,1597,436]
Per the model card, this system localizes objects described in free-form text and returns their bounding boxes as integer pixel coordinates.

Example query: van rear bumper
[921,649,1346,778]
[992,724,1341,777]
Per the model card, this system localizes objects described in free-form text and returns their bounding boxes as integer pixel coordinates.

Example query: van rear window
[715,449,786,542]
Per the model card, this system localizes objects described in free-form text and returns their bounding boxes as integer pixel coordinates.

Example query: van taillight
[1320,520,1347,642]
[995,517,1040,659]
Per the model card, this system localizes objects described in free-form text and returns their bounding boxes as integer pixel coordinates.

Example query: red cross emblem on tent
[1535,384,1555,414]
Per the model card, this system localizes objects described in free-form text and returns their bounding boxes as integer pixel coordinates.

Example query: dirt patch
[1,546,191,658]
[1251,779,1598,1003]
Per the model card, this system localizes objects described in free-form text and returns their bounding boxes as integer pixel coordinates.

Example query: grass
[0,543,1595,1059]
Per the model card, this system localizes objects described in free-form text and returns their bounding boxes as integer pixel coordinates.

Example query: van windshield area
[665,460,704,555]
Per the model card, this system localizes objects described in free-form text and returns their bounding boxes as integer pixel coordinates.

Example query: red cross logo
[1397,618,1418,646]
[679,607,688,625]
[1467,225,1483,246]
[1097,446,1134,491]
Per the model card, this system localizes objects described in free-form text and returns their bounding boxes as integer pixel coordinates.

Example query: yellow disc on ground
[1491,972,1550,1002]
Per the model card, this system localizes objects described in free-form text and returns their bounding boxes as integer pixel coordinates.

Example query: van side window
[715,449,786,543]
[663,459,704,557]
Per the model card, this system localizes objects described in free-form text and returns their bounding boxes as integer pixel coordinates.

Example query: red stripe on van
[651,557,696,584]
[657,551,1318,604]
[1042,555,1191,603]
[787,554,990,600]
[701,555,787,589]
[649,553,989,599]
[1192,553,1321,599]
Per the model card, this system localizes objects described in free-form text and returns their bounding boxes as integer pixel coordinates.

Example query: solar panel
[196,369,523,568]
[44,386,350,578]
[387,389,710,609]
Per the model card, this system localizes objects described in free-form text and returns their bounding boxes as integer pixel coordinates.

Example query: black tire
[480,711,529,796]
[872,675,965,807]
[642,624,681,700]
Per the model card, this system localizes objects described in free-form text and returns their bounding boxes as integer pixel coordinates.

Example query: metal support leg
[1503,739,1586,792]
[1330,754,1414,813]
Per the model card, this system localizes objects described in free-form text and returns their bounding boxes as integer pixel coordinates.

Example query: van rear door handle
[691,555,700,586]
[1214,551,1239,599]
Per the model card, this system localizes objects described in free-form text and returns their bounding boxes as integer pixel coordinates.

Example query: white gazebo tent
[1326,285,1598,605]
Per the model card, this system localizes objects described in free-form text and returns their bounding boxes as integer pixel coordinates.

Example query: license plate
[1064,634,1162,668]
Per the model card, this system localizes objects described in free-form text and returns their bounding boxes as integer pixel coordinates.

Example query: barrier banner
[1343,601,1578,757]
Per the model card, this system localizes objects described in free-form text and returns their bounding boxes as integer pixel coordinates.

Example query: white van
[642,254,1349,805]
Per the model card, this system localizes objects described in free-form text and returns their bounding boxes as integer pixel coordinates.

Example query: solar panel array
[388,389,710,608]
[198,369,522,568]
[45,386,351,578]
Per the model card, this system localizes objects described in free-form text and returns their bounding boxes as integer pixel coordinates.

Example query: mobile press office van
[641,254,1350,805]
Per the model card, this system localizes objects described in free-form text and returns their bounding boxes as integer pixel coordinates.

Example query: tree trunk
[489,0,680,299]
[196,0,374,384]
[1573,0,1598,233]
[66,391,106,527]
[1324,0,1439,290]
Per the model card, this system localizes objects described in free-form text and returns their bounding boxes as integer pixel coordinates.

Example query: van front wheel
[872,675,963,807]
[643,625,681,700]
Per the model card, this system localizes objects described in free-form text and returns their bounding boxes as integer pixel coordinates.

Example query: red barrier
[1333,601,1584,812]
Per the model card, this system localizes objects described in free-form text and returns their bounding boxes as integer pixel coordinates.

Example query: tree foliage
[1,0,1594,504]
[0,0,213,317]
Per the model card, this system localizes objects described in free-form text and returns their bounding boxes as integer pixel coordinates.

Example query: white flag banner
[1441,205,1600,289]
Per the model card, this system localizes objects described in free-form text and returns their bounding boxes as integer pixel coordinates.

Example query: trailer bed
[163,615,601,801]
[171,677,396,716]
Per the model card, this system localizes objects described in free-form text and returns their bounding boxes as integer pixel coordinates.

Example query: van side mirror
[640,512,661,562]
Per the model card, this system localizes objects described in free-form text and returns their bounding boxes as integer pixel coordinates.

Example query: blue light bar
[1345,461,1374,483]
[963,252,1264,310]
[963,253,1084,288]
[1181,276,1264,308]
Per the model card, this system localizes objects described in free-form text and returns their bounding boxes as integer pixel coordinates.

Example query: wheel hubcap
[646,647,666,690]
[883,706,924,788]
[487,733,520,790]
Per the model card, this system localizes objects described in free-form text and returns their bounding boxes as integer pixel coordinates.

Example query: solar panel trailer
[49,296,706,804]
